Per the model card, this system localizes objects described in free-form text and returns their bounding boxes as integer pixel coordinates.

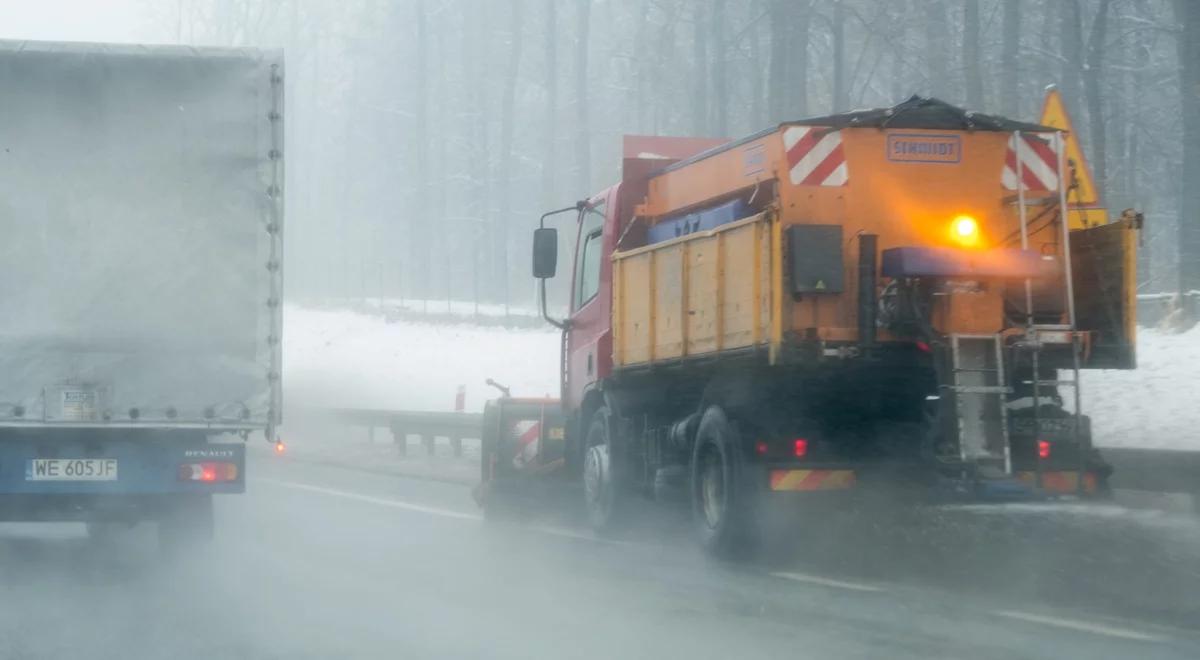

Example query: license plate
[1010,417,1076,436]
[26,458,118,481]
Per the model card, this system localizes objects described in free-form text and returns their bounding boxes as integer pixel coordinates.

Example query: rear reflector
[754,441,769,456]
[793,438,809,458]
[178,462,239,482]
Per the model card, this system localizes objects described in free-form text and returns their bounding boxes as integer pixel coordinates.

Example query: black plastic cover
[787,225,844,294]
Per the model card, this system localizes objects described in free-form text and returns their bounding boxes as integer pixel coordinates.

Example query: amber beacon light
[949,214,981,248]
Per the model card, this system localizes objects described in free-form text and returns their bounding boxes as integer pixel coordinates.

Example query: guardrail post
[451,436,462,458]
[390,423,407,456]
[423,434,435,456]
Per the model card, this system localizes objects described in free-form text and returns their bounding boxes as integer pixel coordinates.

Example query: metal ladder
[1011,130,1088,494]
[944,334,1012,477]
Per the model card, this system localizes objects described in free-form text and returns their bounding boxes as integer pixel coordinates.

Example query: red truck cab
[538,137,728,461]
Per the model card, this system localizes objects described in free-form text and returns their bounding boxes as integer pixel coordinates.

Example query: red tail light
[793,438,809,458]
[178,462,239,482]
[754,441,769,456]
[1037,439,1051,460]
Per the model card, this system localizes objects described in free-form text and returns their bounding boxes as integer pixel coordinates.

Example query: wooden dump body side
[612,213,773,367]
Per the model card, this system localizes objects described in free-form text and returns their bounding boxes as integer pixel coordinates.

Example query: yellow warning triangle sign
[1038,87,1101,207]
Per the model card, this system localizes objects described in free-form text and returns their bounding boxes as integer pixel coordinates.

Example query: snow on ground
[283,304,560,414]
[1084,325,1200,449]
[284,302,1198,449]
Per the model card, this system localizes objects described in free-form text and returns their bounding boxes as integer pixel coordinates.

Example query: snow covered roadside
[1084,325,1199,450]
[282,303,1198,451]
[283,304,561,414]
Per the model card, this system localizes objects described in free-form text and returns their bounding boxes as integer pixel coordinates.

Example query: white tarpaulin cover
[0,40,283,429]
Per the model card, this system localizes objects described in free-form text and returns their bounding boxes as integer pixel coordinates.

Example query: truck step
[943,385,1013,394]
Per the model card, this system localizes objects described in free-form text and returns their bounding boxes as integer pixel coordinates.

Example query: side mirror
[532,227,558,279]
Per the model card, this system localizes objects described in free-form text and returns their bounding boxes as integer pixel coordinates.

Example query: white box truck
[0,40,284,550]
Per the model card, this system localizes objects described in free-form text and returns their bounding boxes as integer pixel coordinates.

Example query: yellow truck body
[612,106,1137,370]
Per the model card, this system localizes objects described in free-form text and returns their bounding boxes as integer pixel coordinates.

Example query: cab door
[563,189,615,413]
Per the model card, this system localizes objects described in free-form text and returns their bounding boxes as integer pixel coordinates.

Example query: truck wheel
[691,406,757,558]
[157,494,214,556]
[582,407,623,532]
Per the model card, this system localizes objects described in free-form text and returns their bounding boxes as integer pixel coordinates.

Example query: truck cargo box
[0,40,284,430]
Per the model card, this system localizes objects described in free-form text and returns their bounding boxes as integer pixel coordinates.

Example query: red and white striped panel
[510,420,541,469]
[782,126,848,186]
[1002,133,1060,192]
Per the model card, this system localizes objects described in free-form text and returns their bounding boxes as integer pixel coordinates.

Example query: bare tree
[412,0,429,303]
[924,1,949,98]
[1083,0,1112,194]
[963,0,984,109]
[497,0,523,312]
[832,0,847,112]
[1059,0,1085,125]
[692,0,709,135]
[710,0,728,136]
[542,0,558,208]
[575,0,592,194]
[1177,0,1200,295]
[767,0,791,123]
[1000,0,1019,116]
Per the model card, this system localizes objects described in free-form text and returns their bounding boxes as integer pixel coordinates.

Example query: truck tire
[582,407,624,532]
[691,406,758,558]
[157,494,214,556]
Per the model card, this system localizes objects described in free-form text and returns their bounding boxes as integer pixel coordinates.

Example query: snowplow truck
[482,97,1138,555]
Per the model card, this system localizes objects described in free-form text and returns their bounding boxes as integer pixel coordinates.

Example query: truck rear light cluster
[178,462,239,482]
[755,438,811,458]
[1037,439,1052,460]
[793,438,809,458]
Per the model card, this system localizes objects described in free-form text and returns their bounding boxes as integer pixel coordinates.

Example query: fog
[0,1,1198,658]
[5,0,1193,308]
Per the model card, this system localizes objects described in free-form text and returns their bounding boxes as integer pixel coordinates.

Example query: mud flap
[1070,218,1138,369]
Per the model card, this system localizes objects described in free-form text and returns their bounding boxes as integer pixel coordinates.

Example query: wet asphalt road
[0,450,1197,660]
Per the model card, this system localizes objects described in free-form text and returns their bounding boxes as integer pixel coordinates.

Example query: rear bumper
[0,493,205,522]
[0,435,245,497]
[1014,470,1101,495]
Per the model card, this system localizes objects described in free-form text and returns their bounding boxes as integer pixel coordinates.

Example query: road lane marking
[257,478,483,521]
[256,478,632,546]
[994,610,1165,642]
[771,571,886,593]
[523,524,633,546]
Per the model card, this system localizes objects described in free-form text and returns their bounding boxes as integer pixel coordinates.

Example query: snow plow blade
[475,397,568,513]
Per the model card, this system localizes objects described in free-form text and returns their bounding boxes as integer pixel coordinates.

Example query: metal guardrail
[1104,448,1200,496]
[1136,290,1200,327]
[328,408,483,457]
[321,407,1198,510]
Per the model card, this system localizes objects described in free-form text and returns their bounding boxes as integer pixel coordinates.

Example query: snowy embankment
[283,304,560,414]
[284,303,1198,450]
[1084,325,1199,450]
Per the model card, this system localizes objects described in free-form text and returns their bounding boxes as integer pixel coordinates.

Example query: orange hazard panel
[1015,471,1098,495]
[769,469,856,492]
